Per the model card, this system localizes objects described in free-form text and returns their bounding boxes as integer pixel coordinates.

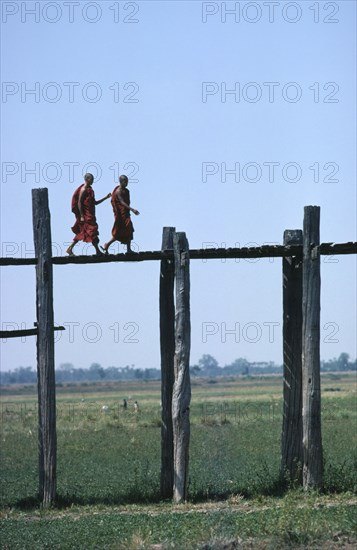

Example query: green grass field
[1,374,356,549]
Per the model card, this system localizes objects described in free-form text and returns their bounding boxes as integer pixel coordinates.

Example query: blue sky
[1,0,356,372]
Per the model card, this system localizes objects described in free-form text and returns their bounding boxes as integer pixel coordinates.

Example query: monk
[102,175,140,254]
[66,173,111,256]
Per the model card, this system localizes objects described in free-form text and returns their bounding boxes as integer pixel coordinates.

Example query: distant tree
[105,366,120,380]
[190,365,201,377]
[134,369,144,379]
[89,363,105,380]
[321,353,355,373]
[0,366,36,384]
[224,358,250,375]
[242,365,249,376]
[57,363,76,382]
[198,355,219,374]
[144,368,161,380]
[337,352,349,371]
[59,363,74,371]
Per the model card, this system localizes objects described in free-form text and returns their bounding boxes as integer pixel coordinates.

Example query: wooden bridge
[1,188,356,506]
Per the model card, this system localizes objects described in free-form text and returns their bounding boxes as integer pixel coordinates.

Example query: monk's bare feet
[66,247,74,256]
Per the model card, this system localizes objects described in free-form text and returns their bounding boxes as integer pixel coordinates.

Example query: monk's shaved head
[119,175,128,185]
[84,173,94,183]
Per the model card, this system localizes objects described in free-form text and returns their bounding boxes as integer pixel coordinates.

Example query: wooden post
[160,227,175,499]
[32,188,57,507]
[302,206,323,489]
[172,232,191,503]
[281,230,303,483]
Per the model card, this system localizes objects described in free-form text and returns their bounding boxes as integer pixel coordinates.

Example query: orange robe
[71,185,99,243]
[111,186,134,244]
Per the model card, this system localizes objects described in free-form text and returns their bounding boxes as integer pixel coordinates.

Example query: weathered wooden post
[281,229,303,483]
[160,227,175,498]
[32,188,57,507]
[172,232,191,503]
[302,206,323,489]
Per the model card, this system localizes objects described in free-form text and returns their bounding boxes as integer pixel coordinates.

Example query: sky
[0,0,356,372]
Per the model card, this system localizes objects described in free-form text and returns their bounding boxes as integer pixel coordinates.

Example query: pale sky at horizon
[1,0,356,372]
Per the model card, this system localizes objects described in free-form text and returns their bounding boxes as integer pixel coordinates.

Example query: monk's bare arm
[117,189,140,215]
[78,186,86,220]
[95,193,111,206]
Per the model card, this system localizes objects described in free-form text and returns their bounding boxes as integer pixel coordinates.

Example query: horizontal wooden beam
[189,244,303,259]
[0,326,65,339]
[51,244,303,264]
[319,242,357,255]
[0,242,356,266]
[52,251,166,264]
[0,257,37,266]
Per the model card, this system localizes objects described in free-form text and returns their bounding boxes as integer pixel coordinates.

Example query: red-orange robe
[111,186,134,244]
[71,185,99,243]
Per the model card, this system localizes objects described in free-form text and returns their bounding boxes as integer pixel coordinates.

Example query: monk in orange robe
[102,175,140,254]
[66,173,111,256]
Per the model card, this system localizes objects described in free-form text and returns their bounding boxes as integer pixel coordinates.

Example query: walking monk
[102,175,140,254]
[66,173,111,256]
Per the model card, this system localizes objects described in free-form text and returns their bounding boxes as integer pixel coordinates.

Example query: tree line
[0,353,355,385]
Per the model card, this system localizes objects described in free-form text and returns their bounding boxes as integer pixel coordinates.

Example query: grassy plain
[0,374,356,549]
